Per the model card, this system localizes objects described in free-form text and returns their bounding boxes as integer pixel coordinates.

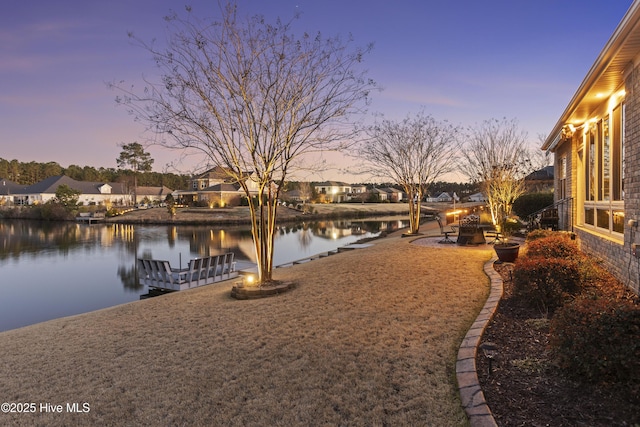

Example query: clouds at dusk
[0,1,633,179]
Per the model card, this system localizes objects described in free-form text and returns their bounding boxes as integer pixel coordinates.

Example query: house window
[613,210,625,233]
[192,181,198,189]
[558,156,567,199]
[585,208,594,225]
[582,101,624,236]
[612,105,623,201]
[601,117,609,201]
[586,128,595,201]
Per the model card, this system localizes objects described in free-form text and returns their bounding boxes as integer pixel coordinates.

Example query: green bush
[525,234,581,260]
[513,257,581,312]
[38,203,74,221]
[502,217,523,235]
[106,208,122,217]
[550,297,640,383]
[512,191,554,219]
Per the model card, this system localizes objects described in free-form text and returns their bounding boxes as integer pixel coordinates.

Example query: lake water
[0,218,408,332]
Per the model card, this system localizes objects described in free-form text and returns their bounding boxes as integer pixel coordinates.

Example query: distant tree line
[0,158,191,190]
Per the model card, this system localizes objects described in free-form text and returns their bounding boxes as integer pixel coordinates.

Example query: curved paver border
[456,256,503,427]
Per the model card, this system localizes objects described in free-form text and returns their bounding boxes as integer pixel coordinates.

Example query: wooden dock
[76,212,105,224]
[138,253,239,291]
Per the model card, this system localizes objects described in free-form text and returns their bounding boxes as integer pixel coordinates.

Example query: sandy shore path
[0,231,493,426]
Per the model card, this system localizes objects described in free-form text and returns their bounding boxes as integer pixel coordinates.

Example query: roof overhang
[543,0,640,152]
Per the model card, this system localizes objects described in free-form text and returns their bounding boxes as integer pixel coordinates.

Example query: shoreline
[104,203,422,225]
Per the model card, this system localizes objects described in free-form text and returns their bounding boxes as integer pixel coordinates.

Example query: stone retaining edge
[456,256,503,427]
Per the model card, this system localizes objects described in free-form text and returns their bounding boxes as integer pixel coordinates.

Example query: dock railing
[137,253,238,291]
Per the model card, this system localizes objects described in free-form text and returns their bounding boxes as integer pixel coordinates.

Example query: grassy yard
[0,233,492,426]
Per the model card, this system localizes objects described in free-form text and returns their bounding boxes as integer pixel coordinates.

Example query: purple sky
[0,1,634,181]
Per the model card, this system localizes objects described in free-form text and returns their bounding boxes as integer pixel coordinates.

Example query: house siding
[576,229,638,293]
[554,136,574,231]
[568,62,640,294]
[621,61,640,293]
[626,63,640,232]
[543,2,640,295]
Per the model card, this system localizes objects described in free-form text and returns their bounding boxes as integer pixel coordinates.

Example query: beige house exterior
[314,181,352,203]
[177,166,262,207]
[7,176,132,206]
[542,0,640,292]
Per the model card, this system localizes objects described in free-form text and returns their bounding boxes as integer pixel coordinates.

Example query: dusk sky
[1,1,634,181]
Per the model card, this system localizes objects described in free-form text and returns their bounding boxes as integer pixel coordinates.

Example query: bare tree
[533,133,553,170]
[112,3,374,283]
[360,112,461,234]
[297,182,313,203]
[459,118,532,229]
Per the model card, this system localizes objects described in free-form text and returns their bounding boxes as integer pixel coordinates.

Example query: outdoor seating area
[436,215,458,244]
[433,211,516,246]
[456,215,486,245]
[137,253,238,291]
[484,229,503,244]
[539,208,559,230]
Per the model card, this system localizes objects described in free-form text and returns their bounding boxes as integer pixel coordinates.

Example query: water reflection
[0,218,408,332]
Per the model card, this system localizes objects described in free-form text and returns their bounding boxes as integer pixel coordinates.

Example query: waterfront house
[314,181,352,203]
[380,187,405,202]
[426,192,459,203]
[135,186,174,205]
[368,188,388,202]
[177,166,262,206]
[11,176,131,206]
[542,0,640,292]
[467,192,487,203]
[0,179,25,206]
[351,184,368,195]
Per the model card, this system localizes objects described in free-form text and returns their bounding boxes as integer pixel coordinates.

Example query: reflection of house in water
[184,226,255,262]
[308,219,407,240]
[0,221,126,259]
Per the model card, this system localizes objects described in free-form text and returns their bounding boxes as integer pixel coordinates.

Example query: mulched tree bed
[476,262,640,427]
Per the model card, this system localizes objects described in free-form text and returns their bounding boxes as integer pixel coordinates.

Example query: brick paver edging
[456,256,503,427]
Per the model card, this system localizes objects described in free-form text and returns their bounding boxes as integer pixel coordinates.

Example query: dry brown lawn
[0,232,492,426]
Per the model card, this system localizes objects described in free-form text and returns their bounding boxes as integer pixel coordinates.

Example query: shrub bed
[513,256,581,312]
[525,229,557,242]
[524,234,581,259]
[513,231,640,384]
[550,297,640,383]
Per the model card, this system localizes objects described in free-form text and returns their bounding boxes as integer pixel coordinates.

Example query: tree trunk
[247,188,278,283]
[407,189,421,234]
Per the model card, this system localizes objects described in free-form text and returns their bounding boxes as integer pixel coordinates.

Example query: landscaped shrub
[577,260,639,302]
[512,191,554,219]
[550,297,640,383]
[525,229,557,242]
[502,217,523,235]
[524,234,581,260]
[513,257,581,312]
[35,203,74,221]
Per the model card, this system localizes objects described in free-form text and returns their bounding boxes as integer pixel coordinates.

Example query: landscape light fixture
[480,341,498,375]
